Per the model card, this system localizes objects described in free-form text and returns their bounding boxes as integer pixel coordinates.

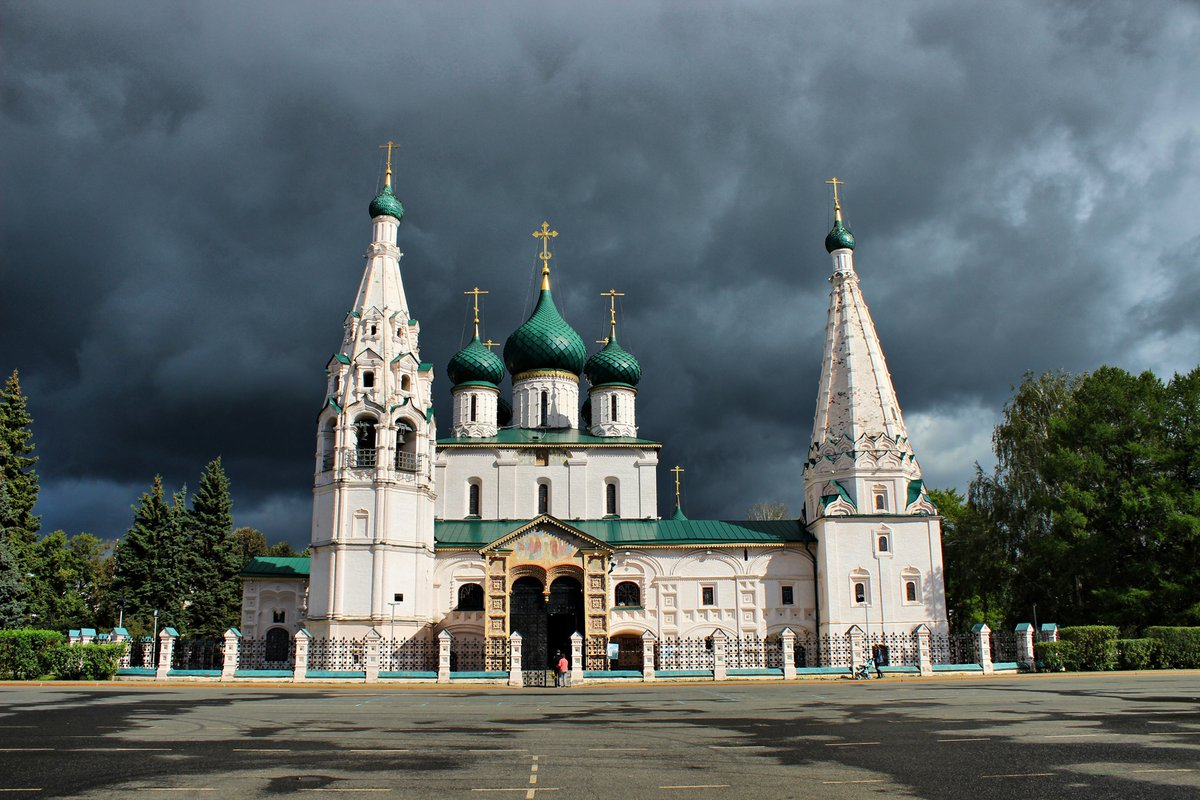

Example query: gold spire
[600,288,624,341]
[532,221,558,290]
[464,286,488,339]
[671,465,685,509]
[825,176,845,222]
[379,140,400,188]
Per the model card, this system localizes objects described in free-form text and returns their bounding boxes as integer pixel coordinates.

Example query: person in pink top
[555,652,569,687]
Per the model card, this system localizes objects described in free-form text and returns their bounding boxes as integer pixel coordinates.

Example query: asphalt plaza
[1,673,1198,799]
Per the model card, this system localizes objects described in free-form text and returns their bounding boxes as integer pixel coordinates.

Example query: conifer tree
[112,476,187,631]
[0,371,40,559]
[183,458,241,636]
[0,535,26,628]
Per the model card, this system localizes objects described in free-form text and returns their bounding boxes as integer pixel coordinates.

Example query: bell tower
[307,143,438,639]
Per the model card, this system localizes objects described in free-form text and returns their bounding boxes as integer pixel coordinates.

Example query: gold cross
[379,140,401,186]
[464,287,489,337]
[482,339,499,350]
[596,337,610,346]
[671,465,685,509]
[600,288,624,339]
[825,176,845,215]
[532,221,558,289]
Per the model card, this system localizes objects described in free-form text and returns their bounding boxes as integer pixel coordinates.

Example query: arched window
[873,485,888,511]
[905,581,917,602]
[606,482,618,516]
[319,418,337,472]
[457,583,484,611]
[353,416,377,468]
[877,535,889,553]
[362,370,375,388]
[538,482,550,515]
[469,394,477,422]
[332,374,340,393]
[615,581,640,607]
[394,420,416,471]
[540,391,549,427]
[854,582,866,604]
[610,394,617,421]
[468,482,481,517]
[401,374,411,392]
[901,569,921,604]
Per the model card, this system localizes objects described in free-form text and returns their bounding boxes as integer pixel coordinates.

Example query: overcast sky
[3,1,1198,547]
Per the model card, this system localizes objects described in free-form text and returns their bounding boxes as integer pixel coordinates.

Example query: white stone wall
[588,386,637,438]
[434,446,658,520]
[240,579,307,639]
[450,385,499,438]
[510,373,579,429]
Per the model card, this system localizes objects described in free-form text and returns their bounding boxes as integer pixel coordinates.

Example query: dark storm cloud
[2,1,1198,545]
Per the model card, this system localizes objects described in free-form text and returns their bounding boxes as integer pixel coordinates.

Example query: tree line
[0,371,298,636]
[934,365,1200,634]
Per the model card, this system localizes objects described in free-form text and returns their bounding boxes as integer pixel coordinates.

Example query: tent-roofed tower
[802,178,945,639]
[303,143,438,639]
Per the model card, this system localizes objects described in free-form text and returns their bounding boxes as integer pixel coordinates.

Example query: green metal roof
[240,557,311,578]
[438,428,660,447]
[825,217,855,253]
[503,288,587,375]
[584,332,642,387]
[369,183,404,221]
[447,334,505,386]
[434,518,814,547]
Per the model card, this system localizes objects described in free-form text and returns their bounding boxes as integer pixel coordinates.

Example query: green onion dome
[447,335,505,386]
[503,289,587,376]
[369,183,405,222]
[584,333,642,387]
[824,217,855,253]
[497,396,513,426]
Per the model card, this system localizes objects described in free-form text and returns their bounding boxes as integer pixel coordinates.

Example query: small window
[538,483,550,515]
[701,586,716,606]
[540,391,549,427]
[615,581,640,607]
[854,582,866,604]
[905,581,917,602]
[332,374,340,392]
[610,394,617,420]
[457,583,484,611]
[470,394,477,422]
[781,586,794,606]
[468,482,481,517]
[393,592,404,602]
[878,535,889,553]
[873,485,889,512]
[370,324,377,336]
[363,370,375,388]
[272,610,285,623]
[401,375,411,392]
[605,482,617,516]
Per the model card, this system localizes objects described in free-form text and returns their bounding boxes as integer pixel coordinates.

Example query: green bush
[1145,627,1200,669]
[1036,640,1076,672]
[1059,626,1118,671]
[0,630,67,679]
[47,642,126,680]
[1117,638,1164,670]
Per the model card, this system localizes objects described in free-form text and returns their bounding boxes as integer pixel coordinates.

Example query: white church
[239,159,949,673]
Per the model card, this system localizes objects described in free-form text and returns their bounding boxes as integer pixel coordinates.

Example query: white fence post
[712,630,728,681]
[155,628,177,680]
[915,624,933,676]
[111,628,130,669]
[508,632,523,687]
[293,628,310,682]
[570,632,584,686]
[437,630,453,683]
[641,631,656,682]
[1015,622,1035,670]
[364,628,382,682]
[1040,623,1059,643]
[781,628,797,680]
[973,623,993,674]
[221,628,240,680]
[847,625,865,673]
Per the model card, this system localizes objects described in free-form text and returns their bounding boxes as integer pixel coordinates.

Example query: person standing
[555,651,569,687]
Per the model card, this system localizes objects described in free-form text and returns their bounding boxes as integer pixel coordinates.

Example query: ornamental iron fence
[123,636,156,669]
[655,637,715,671]
[990,630,1019,662]
[930,632,976,665]
[380,637,437,672]
[307,637,367,671]
[240,636,296,670]
[172,639,224,671]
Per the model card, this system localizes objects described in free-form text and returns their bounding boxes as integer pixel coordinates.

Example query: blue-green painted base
[932,663,984,672]
[235,669,293,678]
[992,662,1020,671]
[167,669,221,677]
[306,670,367,679]
[117,667,156,676]
[450,671,507,679]
[795,666,851,675]
[729,668,783,676]
[584,670,642,678]
[378,671,436,679]
[656,669,713,678]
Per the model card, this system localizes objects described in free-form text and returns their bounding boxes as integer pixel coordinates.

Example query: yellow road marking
[659,786,730,791]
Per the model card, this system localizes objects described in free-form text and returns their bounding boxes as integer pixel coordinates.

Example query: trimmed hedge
[1145,627,1200,669]
[0,630,67,679]
[1117,638,1164,670]
[47,643,126,680]
[1059,626,1118,671]
[1035,640,1075,672]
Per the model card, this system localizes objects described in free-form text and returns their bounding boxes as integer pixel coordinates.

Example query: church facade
[239,163,949,672]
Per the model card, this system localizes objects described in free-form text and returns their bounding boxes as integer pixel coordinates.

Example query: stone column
[847,625,865,673]
[293,628,311,682]
[780,628,797,680]
[437,629,453,683]
[111,628,130,669]
[570,632,584,686]
[508,632,523,687]
[973,623,993,674]
[156,628,178,680]
[641,631,656,682]
[915,624,933,676]
[712,630,728,681]
[1015,623,1035,670]
[1040,623,1059,643]
[364,628,382,682]
[221,628,240,681]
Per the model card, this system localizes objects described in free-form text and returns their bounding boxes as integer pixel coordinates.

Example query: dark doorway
[510,577,548,685]
[547,576,584,666]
